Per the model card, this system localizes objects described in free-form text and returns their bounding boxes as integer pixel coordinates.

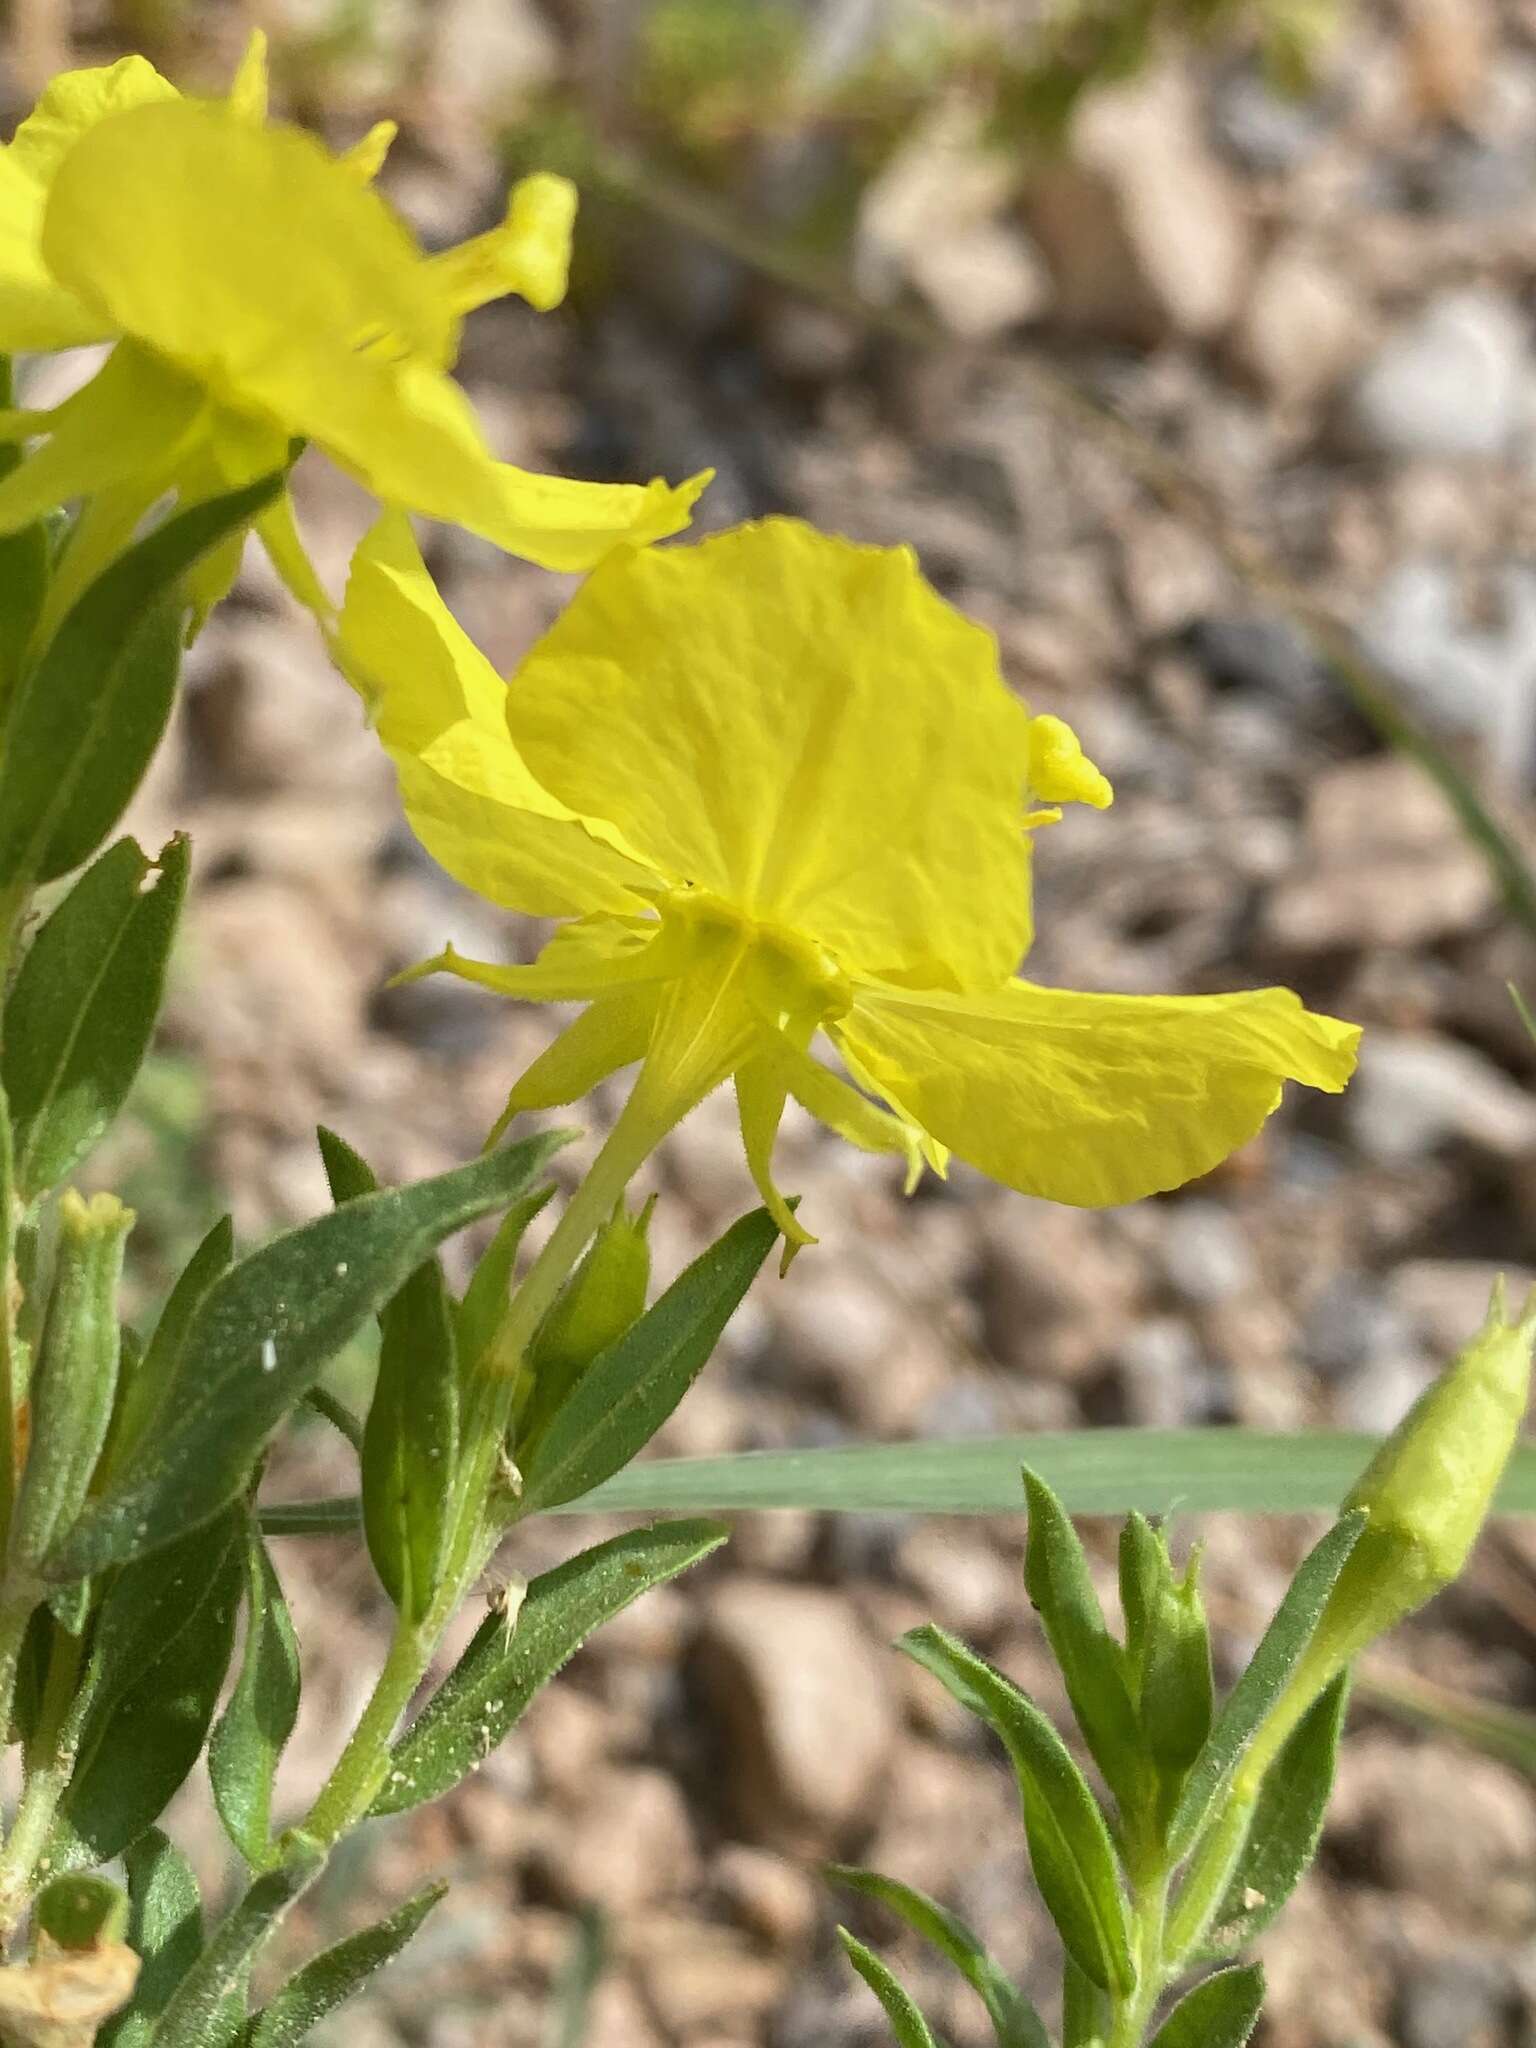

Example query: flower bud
[518,1197,654,1448]
[1241,1280,1535,1790]
[1139,1542,1214,1781]
[11,1191,133,1578]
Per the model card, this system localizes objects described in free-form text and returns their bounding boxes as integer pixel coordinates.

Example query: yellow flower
[0,38,706,621]
[341,512,1358,1249]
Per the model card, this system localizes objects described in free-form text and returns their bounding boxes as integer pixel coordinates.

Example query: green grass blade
[261,1430,1536,1532]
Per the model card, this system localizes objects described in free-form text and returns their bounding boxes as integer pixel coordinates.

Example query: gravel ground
[12,2,1536,2042]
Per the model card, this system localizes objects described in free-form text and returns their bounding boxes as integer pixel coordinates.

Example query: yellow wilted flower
[341,512,1358,1251]
[0,37,706,620]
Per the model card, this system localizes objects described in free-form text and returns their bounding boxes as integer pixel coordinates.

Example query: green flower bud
[1140,1542,1214,1781]
[518,1196,654,1448]
[1240,1279,1535,1792]
[10,1191,133,1580]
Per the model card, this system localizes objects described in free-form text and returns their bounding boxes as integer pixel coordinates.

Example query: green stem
[296,1089,668,1849]
[0,1595,33,1774]
[1107,1870,1171,2048]
[0,1620,86,1933]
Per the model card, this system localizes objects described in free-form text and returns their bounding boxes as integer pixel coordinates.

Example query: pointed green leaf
[1061,1957,1110,2048]
[0,474,283,890]
[828,1866,1049,2048]
[373,1518,728,1815]
[1201,1674,1349,1957]
[2,835,189,1200]
[901,1625,1134,1995]
[55,1529,243,1868]
[518,1207,780,1515]
[1168,1513,1365,1859]
[106,1216,235,1480]
[241,1883,445,2047]
[148,1852,323,2048]
[1146,1963,1264,2048]
[50,1132,569,1578]
[319,1130,460,1622]
[1021,1466,1145,1821]
[210,1521,301,1866]
[839,1932,942,2048]
[99,1832,203,2048]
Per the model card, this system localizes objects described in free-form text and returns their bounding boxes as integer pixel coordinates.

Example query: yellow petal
[1028,712,1113,809]
[42,101,460,396]
[0,341,204,536]
[506,517,1037,987]
[339,512,660,916]
[429,172,576,316]
[837,979,1360,1208]
[0,55,177,352]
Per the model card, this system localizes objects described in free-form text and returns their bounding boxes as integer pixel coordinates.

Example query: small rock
[1115,1316,1210,1428]
[1397,1953,1516,2048]
[693,1580,898,1848]
[1360,559,1536,766]
[1347,1031,1536,1165]
[711,1845,818,1949]
[1023,68,1251,344]
[1335,1348,1437,1434]
[1235,239,1372,406]
[1159,1200,1258,1306]
[897,1527,1021,1642]
[630,1917,785,2036]
[1301,1274,1416,1381]
[1265,756,1496,951]
[856,99,1049,339]
[1178,612,1328,709]
[538,1768,700,1913]
[979,1203,1145,1380]
[1345,288,1529,458]
[1208,65,1335,173]
[1331,1736,1536,1933]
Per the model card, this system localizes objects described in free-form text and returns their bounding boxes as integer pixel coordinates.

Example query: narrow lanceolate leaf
[240,1883,446,2047]
[49,1133,569,1579]
[901,1625,1134,1996]
[1061,1958,1110,2048]
[839,1933,941,2048]
[55,1528,243,1869]
[1145,1963,1264,2048]
[98,1832,203,2048]
[106,1216,235,1480]
[210,1522,301,1866]
[320,1130,459,1622]
[2,835,189,1200]
[1167,1513,1365,1859]
[1021,1467,1145,1821]
[0,474,282,891]
[0,515,48,721]
[373,1519,728,1816]
[1201,1675,1349,1957]
[34,1873,130,1950]
[148,1852,324,2048]
[828,1866,1050,2048]
[518,1208,780,1516]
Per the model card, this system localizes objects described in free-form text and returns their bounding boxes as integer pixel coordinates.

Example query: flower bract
[340,511,1359,1247]
[0,38,707,621]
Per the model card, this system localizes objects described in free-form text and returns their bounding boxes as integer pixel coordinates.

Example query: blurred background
[7,0,1536,2041]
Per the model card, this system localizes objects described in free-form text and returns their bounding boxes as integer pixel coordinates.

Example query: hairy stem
[1107,1869,1170,2048]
